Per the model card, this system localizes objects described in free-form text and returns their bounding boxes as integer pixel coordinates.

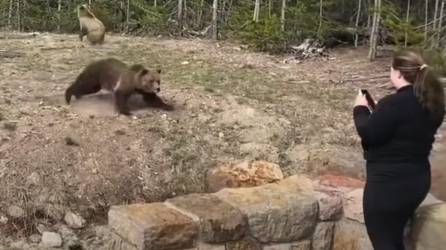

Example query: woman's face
[390,66,404,88]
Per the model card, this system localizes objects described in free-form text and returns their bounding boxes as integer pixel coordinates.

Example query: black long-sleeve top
[353,85,443,165]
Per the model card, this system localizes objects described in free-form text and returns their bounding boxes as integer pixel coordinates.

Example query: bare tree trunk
[8,0,13,29]
[184,0,187,27]
[404,0,411,47]
[354,0,362,47]
[126,0,130,33]
[154,0,157,7]
[45,0,50,30]
[368,0,381,61]
[253,0,260,22]
[57,0,61,32]
[16,0,20,32]
[317,0,323,37]
[367,14,371,30]
[212,0,218,40]
[281,0,286,31]
[438,0,445,47]
[425,0,429,44]
[434,0,440,32]
[88,0,92,5]
[178,0,183,30]
[268,0,272,18]
[197,0,204,27]
[118,0,124,32]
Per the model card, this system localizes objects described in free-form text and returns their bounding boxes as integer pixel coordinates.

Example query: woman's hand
[354,90,369,107]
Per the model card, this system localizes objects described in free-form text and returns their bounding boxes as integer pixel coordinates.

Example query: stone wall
[106,175,446,250]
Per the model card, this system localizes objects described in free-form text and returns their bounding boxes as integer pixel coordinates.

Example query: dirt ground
[0,32,444,247]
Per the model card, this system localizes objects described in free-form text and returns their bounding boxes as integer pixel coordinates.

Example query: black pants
[363,162,431,250]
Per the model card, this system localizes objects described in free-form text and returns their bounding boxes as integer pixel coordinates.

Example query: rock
[94,225,112,241]
[206,160,284,192]
[315,174,365,191]
[3,121,17,131]
[290,240,312,250]
[215,176,318,243]
[166,193,247,243]
[114,129,126,136]
[108,202,198,250]
[343,189,364,223]
[108,232,139,250]
[10,240,28,249]
[64,211,86,229]
[410,203,446,250]
[26,172,41,186]
[192,242,226,250]
[312,222,335,250]
[419,193,443,208]
[65,136,79,146]
[41,232,63,248]
[225,236,262,250]
[263,243,294,250]
[66,240,83,250]
[332,219,372,250]
[0,213,8,224]
[315,191,343,221]
[239,143,280,163]
[7,205,25,219]
[274,175,314,193]
[44,205,65,221]
[36,223,50,234]
[29,234,41,244]
[56,223,79,246]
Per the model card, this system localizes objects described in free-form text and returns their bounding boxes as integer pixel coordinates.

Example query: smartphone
[361,89,376,110]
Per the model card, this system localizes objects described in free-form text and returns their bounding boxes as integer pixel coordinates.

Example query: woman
[353,49,445,250]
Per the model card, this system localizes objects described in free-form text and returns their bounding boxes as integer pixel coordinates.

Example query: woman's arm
[353,97,399,147]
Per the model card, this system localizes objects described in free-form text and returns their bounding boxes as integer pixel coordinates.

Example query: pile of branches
[283,39,328,64]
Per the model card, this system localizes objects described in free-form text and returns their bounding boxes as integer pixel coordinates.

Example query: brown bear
[77,4,105,45]
[65,58,173,115]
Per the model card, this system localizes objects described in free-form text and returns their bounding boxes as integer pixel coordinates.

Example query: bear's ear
[157,69,162,74]
[140,69,149,76]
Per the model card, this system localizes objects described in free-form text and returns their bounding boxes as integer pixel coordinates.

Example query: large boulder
[108,203,198,250]
[166,193,248,243]
[343,189,365,223]
[214,176,318,243]
[332,219,372,250]
[410,203,446,250]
